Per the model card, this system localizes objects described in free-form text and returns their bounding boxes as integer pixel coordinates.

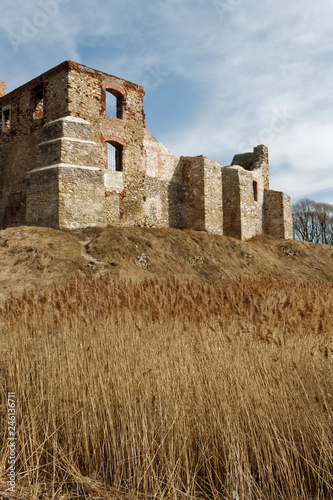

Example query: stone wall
[203,159,223,235]
[181,156,223,234]
[0,62,69,227]
[238,167,263,240]
[26,115,106,229]
[264,190,293,239]
[222,167,262,240]
[143,130,181,182]
[224,147,267,240]
[253,145,269,189]
[181,156,205,231]
[26,167,59,227]
[232,145,269,189]
[58,167,105,229]
[67,63,147,225]
[222,167,242,239]
[120,82,146,224]
[26,165,106,229]
[142,129,181,227]
[1,61,293,241]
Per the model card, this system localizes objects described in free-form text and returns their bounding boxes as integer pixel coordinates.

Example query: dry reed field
[0,276,333,499]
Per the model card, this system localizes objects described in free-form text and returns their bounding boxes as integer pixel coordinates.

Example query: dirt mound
[78,226,333,282]
[0,226,85,300]
[1,225,333,301]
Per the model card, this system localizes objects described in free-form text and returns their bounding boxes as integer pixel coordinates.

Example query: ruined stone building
[0,61,293,240]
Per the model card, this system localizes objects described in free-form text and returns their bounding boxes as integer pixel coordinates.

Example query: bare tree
[292,198,333,244]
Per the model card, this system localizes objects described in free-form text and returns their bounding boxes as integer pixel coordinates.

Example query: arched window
[32,85,44,120]
[107,141,123,171]
[106,89,123,119]
[2,106,11,132]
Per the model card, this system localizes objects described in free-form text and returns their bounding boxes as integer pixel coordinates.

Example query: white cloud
[1,0,333,202]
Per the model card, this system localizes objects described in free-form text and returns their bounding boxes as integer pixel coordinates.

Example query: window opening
[32,85,44,120]
[2,106,11,132]
[107,142,123,171]
[253,181,258,202]
[106,89,123,119]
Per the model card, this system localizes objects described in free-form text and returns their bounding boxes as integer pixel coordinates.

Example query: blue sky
[1,0,333,204]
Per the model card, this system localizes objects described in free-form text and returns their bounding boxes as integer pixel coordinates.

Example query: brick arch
[102,135,124,172]
[102,135,124,146]
[102,82,125,96]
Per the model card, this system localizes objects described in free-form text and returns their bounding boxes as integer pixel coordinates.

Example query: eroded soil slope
[1,225,333,301]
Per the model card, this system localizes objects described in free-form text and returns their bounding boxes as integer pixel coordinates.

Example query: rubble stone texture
[0,61,293,240]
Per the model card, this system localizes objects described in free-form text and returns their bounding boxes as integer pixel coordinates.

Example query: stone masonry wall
[0,62,69,227]
[181,156,223,234]
[203,159,223,235]
[238,167,263,240]
[142,129,182,227]
[26,115,106,229]
[224,147,266,240]
[142,176,170,227]
[181,156,205,231]
[222,166,263,240]
[143,130,181,183]
[58,167,105,229]
[121,85,146,224]
[264,190,293,239]
[67,62,147,226]
[67,65,104,168]
[26,167,59,227]
[253,145,269,189]
[232,145,269,187]
[222,167,242,239]
[1,61,293,241]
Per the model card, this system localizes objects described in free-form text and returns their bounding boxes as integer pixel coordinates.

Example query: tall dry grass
[0,276,332,499]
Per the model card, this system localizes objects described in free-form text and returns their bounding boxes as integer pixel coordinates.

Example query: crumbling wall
[121,86,146,224]
[238,167,263,239]
[181,156,205,231]
[142,129,182,227]
[222,167,242,239]
[58,167,105,229]
[232,145,269,189]
[222,162,265,240]
[263,190,293,239]
[181,156,223,234]
[67,64,104,168]
[67,62,147,225]
[1,61,293,241]
[0,62,69,227]
[26,116,105,228]
[143,130,181,182]
[253,145,269,189]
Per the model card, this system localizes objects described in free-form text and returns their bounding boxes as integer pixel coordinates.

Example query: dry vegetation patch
[0,276,332,499]
[76,227,333,284]
[1,226,333,303]
[0,227,86,301]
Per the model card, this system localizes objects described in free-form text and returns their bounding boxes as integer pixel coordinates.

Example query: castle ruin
[0,61,293,240]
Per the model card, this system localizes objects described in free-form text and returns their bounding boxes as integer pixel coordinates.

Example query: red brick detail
[102,134,125,146]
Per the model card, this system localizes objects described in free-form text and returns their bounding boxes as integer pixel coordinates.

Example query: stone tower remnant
[0,61,293,239]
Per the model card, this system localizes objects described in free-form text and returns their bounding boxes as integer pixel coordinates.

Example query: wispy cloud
[1,0,333,202]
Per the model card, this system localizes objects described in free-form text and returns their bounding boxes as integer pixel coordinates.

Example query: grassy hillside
[0,227,333,499]
[1,226,333,301]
